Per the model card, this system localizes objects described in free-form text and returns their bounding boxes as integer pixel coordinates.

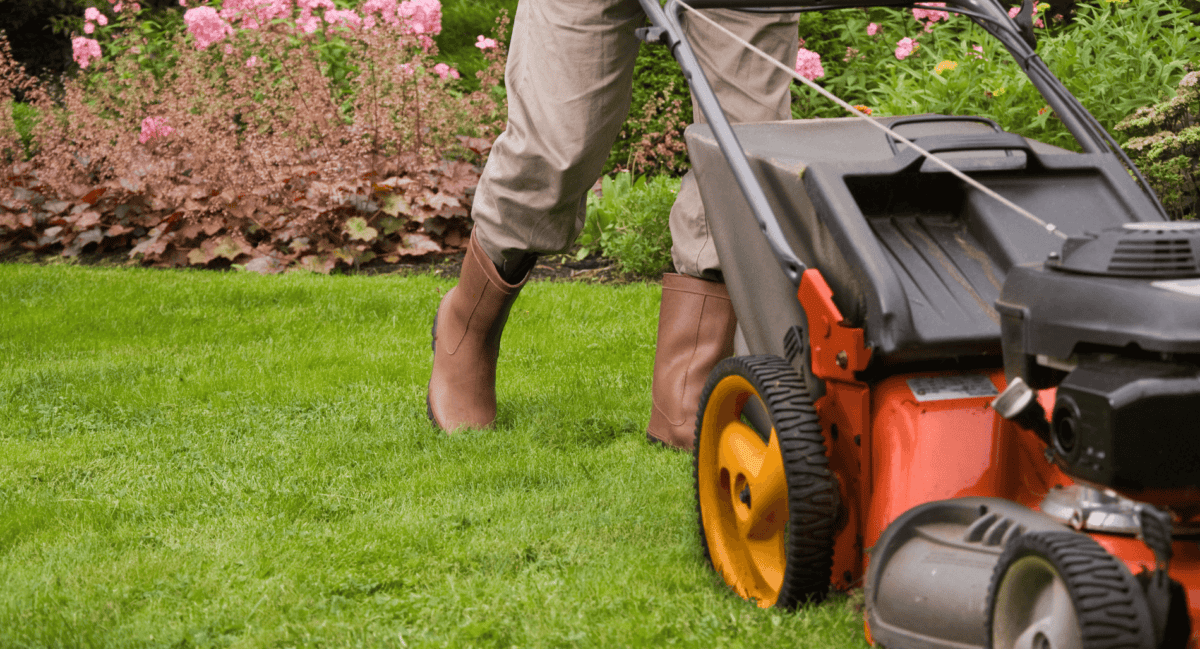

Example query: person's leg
[647,9,799,449]
[428,0,644,433]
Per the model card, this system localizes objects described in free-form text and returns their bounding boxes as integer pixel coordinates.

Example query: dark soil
[364,250,650,284]
[1,247,657,284]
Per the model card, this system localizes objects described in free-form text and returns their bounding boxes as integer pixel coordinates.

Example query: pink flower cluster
[894,37,918,61]
[183,6,234,49]
[432,62,459,80]
[867,22,880,36]
[82,0,461,80]
[108,0,140,13]
[398,0,442,50]
[794,48,824,81]
[218,0,293,30]
[72,37,103,69]
[138,116,174,144]
[912,3,949,32]
[361,0,442,49]
[475,35,498,50]
[192,0,444,49]
[83,6,109,34]
[295,0,335,35]
[324,9,363,33]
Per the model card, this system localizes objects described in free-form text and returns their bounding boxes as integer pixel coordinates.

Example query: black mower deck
[686,115,1166,372]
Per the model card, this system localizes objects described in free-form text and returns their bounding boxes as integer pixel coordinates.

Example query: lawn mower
[636,0,1200,647]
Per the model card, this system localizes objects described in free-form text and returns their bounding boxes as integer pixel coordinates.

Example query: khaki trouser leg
[670,9,799,279]
[470,1,799,275]
[470,0,645,271]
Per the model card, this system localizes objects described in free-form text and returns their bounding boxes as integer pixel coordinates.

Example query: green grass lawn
[0,263,867,648]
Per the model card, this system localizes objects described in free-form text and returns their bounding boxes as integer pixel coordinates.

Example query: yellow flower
[934,60,959,75]
[852,105,873,116]
[994,86,1007,96]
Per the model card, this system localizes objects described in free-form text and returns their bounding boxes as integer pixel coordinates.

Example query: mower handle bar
[636,0,1171,288]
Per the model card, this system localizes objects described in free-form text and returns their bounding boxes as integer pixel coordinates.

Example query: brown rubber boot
[427,233,527,433]
[647,273,737,450]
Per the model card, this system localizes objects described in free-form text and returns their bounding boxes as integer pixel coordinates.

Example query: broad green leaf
[344,217,379,242]
[381,193,410,217]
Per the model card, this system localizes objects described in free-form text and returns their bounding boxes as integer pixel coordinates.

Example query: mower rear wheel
[986,531,1156,649]
[693,355,837,609]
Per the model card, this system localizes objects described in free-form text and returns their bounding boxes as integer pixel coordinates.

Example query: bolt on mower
[637,0,1200,647]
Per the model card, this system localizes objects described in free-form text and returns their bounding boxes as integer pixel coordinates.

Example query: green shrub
[438,0,517,93]
[578,172,681,276]
[797,1,1200,151]
[604,45,692,176]
[576,172,633,261]
[1116,70,1200,220]
[10,101,38,159]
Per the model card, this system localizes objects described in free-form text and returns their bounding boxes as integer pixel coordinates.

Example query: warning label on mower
[906,375,998,402]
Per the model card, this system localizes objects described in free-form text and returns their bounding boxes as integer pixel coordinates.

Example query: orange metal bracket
[798,269,872,382]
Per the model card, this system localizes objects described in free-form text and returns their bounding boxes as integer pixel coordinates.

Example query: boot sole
[646,431,688,451]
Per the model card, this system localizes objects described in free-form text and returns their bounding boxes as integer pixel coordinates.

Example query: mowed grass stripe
[0,263,867,648]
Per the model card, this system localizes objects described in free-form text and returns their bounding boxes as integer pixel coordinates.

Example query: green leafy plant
[578,172,680,276]
[9,101,37,159]
[604,46,692,177]
[794,0,1200,151]
[577,171,634,260]
[1116,70,1200,220]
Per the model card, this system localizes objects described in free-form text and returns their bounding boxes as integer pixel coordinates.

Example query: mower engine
[997,221,1200,494]
[866,223,1200,649]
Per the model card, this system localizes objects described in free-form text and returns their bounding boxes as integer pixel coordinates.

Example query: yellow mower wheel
[694,355,838,609]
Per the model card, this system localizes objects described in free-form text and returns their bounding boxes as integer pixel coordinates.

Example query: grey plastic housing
[997,266,1200,387]
[685,116,1168,370]
[865,498,1070,649]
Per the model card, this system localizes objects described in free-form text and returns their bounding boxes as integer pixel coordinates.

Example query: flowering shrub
[1,0,511,272]
[1117,70,1200,219]
[605,46,693,176]
[793,0,1200,153]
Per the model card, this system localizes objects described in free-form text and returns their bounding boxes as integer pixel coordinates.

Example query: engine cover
[1053,358,1200,490]
[997,223,1200,389]
[996,222,1200,490]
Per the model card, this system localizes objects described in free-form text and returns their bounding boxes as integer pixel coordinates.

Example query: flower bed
[1,0,508,273]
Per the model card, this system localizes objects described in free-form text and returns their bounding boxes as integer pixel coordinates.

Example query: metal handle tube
[637,0,807,286]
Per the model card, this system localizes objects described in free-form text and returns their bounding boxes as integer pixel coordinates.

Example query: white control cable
[676,0,1069,240]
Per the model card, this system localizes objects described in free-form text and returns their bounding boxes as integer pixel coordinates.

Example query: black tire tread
[693,354,839,609]
[985,531,1156,649]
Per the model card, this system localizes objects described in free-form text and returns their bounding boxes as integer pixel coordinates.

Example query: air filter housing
[1050,221,1200,278]
[997,220,1200,388]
